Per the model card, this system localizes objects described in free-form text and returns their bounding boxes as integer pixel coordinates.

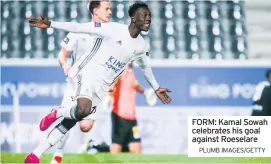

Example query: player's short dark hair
[266,69,271,79]
[88,0,109,14]
[128,1,149,17]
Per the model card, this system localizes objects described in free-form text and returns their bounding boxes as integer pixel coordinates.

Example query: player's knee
[75,98,92,120]
[110,143,122,154]
[79,120,94,132]
[129,142,141,154]
[79,125,92,132]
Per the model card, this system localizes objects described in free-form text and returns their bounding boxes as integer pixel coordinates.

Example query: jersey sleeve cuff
[152,83,160,91]
[60,43,73,51]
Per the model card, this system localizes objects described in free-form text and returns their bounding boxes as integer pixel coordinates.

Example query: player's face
[134,8,151,32]
[94,1,112,22]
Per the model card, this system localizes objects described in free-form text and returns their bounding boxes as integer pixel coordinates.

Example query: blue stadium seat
[1,20,10,37]
[205,3,222,20]
[17,20,37,58]
[185,36,201,55]
[19,2,30,18]
[64,1,82,21]
[161,19,179,58]
[209,36,225,59]
[231,36,248,59]
[182,3,199,20]
[228,2,245,20]
[160,1,176,20]
[21,36,36,58]
[1,35,13,58]
[184,19,201,37]
[163,36,179,58]
[111,1,128,22]
[45,2,60,19]
[172,1,182,18]
[230,20,247,37]
[2,1,16,20]
[206,19,226,58]
[207,20,224,37]
[1,1,18,58]
[185,26,202,59]
[226,0,245,8]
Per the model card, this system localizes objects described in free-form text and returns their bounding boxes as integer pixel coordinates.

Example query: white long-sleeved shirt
[51,21,160,91]
[60,32,101,67]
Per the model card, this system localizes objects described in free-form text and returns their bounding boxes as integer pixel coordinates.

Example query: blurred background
[1,0,271,155]
[2,0,271,59]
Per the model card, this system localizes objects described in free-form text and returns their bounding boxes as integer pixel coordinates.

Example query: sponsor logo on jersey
[95,22,101,27]
[64,37,70,44]
[103,56,125,73]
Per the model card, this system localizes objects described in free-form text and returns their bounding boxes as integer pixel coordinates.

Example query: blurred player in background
[25,1,112,164]
[110,62,145,154]
[251,69,271,116]
[82,63,156,154]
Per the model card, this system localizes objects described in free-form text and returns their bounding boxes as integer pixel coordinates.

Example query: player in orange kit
[110,63,145,153]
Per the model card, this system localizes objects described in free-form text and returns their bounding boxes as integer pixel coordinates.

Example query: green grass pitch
[1,152,271,163]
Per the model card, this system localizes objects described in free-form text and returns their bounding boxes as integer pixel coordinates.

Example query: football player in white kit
[26,2,171,163]
[52,1,111,163]
[25,1,112,164]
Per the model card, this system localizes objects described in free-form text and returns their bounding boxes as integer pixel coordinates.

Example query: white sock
[33,127,66,158]
[54,132,70,157]
[33,138,52,158]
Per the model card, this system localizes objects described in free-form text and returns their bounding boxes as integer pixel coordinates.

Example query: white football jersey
[60,32,101,67]
[56,22,150,55]
[51,21,159,90]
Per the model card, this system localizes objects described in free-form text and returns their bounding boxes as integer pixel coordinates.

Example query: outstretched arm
[50,21,112,37]
[28,15,115,38]
[135,55,159,91]
[134,54,172,104]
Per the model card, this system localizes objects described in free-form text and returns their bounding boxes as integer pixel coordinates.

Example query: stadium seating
[1,0,248,59]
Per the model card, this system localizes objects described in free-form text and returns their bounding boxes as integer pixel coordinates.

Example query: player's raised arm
[51,21,113,37]
[134,54,172,104]
[28,15,114,38]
